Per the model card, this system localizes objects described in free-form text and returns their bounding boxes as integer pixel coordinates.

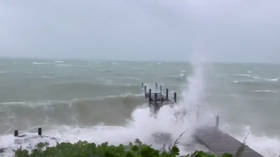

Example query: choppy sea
[0,58,279,156]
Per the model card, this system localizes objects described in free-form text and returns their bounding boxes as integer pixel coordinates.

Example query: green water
[0,58,279,139]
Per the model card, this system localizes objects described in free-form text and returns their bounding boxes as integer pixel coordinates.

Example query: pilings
[13,128,43,137]
[38,128,42,136]
[174,92,177,103]
[14,130,18,137]
[149,89,152,105]
[166,88,169,101]
[142,82,177,112]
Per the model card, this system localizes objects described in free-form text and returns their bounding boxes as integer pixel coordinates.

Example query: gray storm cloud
[0,0,279,62]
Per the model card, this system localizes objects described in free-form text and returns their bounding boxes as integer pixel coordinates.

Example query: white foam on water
[0,133,59,157]
[234,73,279,83]
[233,80,240,84]
[0,62,209,156]
[42,62,210,153]
[179,73,185,78]
[56,64,73,67]
[0,100,69,108]
[234,73,252,77]
[54,60,65,63]
[265,78,279,82]
[252,76,262,80]
[254,90,278,94]
[1,61,280,157]
[32,62,49,65]
[222,126,280,157]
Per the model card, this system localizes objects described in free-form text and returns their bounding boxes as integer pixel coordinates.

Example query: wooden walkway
[194,127,263,157]
[142,82,263,156]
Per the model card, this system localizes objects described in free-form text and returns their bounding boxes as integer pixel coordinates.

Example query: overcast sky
[0,0,279,62]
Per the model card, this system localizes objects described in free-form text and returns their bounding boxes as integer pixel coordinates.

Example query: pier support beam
[166,89,169,101]
[14,130,18,137]
[154,93,160,112]
[154,93,158,104]
[174,92,177,103]
[144,86,147,98]
[38,128,42,136]
[149,89,152,105]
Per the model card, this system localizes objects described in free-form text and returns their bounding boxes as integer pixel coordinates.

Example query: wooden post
[174,92,177,103]
[154,93,159,112]
[149,89,152,104]
[215,115,220,129]
[14,130,18,137]
[154,93,158,104]
[160,85,162,94]
[144,86,147,98]
[38,128,42,136]
[166,89,169,101]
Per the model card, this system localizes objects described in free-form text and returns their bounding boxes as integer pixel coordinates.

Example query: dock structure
[141,83,264,156]
[194,117,263,157]
[142,83,177,112]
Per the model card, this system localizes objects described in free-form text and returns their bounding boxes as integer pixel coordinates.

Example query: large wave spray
[1,61,280,157]
[0,62,210,156]
[45,61,211,153]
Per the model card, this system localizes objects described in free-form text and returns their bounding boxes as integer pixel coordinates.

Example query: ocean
[0,58,279,156]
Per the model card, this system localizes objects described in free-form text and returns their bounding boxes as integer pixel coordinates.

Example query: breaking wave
[0,62,280,157]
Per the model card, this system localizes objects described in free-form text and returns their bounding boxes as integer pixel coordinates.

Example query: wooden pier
[195,127,263,157]
[194,116,263,157]
[141,83,177,112]
[141,84,263,156]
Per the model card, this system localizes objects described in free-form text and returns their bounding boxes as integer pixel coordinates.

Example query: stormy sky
[0,0,279,62]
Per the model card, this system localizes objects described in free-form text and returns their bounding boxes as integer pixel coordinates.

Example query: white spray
[0,61,210,156]
[1,60,279,157]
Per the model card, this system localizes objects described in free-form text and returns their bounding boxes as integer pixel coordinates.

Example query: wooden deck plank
[194,127,263,157]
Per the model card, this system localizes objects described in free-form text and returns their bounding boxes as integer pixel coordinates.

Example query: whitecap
[229,126,280,157]
[54,60,65,63]
[0,101,27,106]
[56,64,73,67]
[254,90,278,94]
[0,100,69,107]
[233,80,240,84]
[32,62,48,65]
[179,73,185,77]
[265,78,279,82]
[234,73,252,77]
[247,70,253,74]
[252,76,261,80]
[0,133,60,157]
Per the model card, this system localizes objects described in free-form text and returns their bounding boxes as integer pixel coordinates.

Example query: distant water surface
[0,58,279,144]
